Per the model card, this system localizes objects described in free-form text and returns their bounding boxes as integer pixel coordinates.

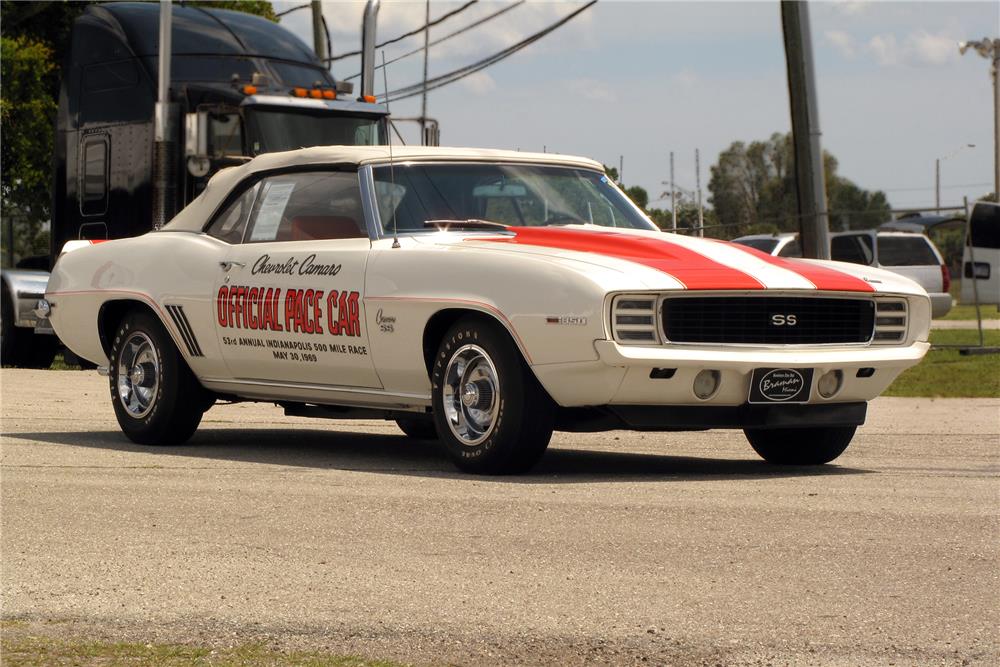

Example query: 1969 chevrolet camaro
[45,146,931,474]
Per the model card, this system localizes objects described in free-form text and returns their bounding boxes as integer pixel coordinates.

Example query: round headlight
[817,370,843,399]
[693,369,721,400]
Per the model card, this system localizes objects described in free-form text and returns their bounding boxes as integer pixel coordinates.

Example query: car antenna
[381,51,400,249]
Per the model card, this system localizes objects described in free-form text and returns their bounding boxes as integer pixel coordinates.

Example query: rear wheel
[109,309,206,445]
[431,316,554,475]
[744,426,856,465]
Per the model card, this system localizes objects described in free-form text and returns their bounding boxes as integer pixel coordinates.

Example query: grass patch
[884,330,1000,398]
[938,302,1000,321]
[0,632,405,667]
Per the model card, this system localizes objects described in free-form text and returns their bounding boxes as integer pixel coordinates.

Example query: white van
[960,201,1000,307]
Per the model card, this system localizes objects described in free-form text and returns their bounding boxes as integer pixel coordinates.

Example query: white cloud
[565,78,616,103]
[868,33,899,66]
[832,1,871,16]
[671,69,699,88]
[866,29,958,67]
[825,29,857,58]
[458,71,497,96]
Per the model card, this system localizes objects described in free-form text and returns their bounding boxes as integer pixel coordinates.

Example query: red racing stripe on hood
[476,227,875,293]
[728,242,875,292]
[479,227,764,290]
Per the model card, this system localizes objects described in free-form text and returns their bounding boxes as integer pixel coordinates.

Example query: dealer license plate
[748,367,813,404]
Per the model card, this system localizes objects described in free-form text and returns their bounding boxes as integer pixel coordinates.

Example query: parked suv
[732,230,952,318]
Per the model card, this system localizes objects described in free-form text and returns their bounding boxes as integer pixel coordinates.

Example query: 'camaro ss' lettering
[218,285,360,337]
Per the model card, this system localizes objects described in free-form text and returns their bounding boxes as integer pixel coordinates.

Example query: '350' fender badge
[545,315,588,326]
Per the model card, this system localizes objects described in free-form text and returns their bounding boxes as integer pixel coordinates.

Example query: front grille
[661,296,876,345]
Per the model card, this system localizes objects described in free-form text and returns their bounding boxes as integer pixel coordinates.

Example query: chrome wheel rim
[117,331,159,419]
[442,344,499,446]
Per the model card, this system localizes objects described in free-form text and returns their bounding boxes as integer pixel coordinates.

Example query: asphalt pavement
[2,369,998,665]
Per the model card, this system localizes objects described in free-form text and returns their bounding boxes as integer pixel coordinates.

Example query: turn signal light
[292,87,308,97]
[363,94,377,103]
[242,84,258,95]
[322,90,336,100]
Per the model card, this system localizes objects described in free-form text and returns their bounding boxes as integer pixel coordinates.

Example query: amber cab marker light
[309,89,323,99]
[292,87,307,97]
[322,90,336,100]
[363,94,377,103]
[242,84,258,95]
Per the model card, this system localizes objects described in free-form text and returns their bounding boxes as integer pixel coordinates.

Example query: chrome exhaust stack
[360,0,380,100]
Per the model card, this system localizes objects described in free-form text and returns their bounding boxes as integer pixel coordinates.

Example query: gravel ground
[2,369,998,665]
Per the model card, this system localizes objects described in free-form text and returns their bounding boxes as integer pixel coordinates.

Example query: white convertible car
[45,146,931,474]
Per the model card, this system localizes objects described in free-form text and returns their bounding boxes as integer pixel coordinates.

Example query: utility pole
[935,158,940,209]
[420,0,431,144]
[937,144,976,209]
[619,155,624,185]
[152,0,177,229]
[958,38,1000,198]
[670,151,677,232]
[310,1,327,63]
[695,148,704,237]
[781,1,830,259]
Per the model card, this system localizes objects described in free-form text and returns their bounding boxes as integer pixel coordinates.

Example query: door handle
[219,261,245,271]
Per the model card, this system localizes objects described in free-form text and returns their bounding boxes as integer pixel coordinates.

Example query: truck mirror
[184,111,209,158]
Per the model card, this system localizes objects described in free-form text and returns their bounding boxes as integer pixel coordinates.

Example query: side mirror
[185,111,210,177]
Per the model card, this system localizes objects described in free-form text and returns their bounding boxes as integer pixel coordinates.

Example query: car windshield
[733,238,779,253]
[371,163,657,234]
[244,108,384,155]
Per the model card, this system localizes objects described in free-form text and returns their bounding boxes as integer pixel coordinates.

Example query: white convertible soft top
[162,145,605,233]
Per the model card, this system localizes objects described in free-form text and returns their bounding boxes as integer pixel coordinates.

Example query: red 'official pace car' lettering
[217,285,361,337]
[326,290,361,337]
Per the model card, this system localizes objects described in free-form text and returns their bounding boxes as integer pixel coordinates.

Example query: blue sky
[277,1,998,214]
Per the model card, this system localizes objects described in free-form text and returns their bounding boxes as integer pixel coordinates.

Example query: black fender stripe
[165,304,203,357]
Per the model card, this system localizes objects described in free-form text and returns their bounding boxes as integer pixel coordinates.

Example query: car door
[211,169,381,388]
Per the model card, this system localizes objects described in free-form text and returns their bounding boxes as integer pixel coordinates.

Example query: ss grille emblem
[770,314,798,326]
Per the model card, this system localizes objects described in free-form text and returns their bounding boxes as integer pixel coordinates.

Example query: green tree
[708,132,891,239]
[624,185,649,210]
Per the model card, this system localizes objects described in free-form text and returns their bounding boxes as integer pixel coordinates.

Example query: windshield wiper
[423,219,509,231]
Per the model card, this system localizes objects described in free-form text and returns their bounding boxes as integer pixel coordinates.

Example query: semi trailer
[2,0,387,367]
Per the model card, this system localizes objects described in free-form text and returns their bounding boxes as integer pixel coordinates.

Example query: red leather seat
[288,216,365,241]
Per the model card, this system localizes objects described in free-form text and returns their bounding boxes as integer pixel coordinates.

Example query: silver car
[733,231,952,318]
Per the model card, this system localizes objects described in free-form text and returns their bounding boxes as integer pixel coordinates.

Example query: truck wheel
[744,426,856,465]
[395,417,438,439]
[431,316,554,475]
[109,309,205,445]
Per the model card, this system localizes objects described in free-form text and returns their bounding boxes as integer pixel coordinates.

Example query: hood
[433,225,924,295]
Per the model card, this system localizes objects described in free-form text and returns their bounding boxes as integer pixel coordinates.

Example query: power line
[276,3,310,19]
[382,0,597,103]
[343,1,527,81]
[326,0,480,64]
[880,181,992,193]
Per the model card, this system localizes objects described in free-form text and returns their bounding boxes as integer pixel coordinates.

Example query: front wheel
[109,310,206,445]
[744,426,856,465]
[431,316,554,475]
